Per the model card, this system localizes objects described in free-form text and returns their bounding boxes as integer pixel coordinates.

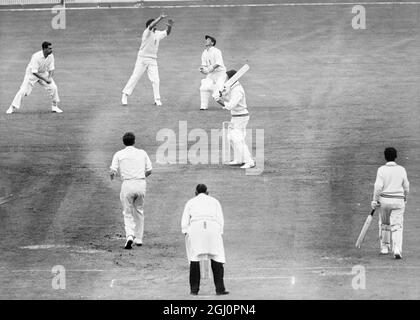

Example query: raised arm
[165,19,174,36]
[148,13,167,30]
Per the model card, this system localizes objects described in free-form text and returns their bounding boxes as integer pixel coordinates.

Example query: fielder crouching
[181,184,229,296]
[215,70,255,169]
[371,147,409,259]
[7,41,62,114]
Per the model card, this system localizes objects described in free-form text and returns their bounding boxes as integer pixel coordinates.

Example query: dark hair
[146,18,155,28]
[42,41,52,49]
[196,184,207,194]
[384,147,397,161]
[123,132,135,146]
[226,70,237,80]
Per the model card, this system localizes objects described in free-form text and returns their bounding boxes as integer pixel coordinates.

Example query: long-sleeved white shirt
[26,51,55,76]
[223,82,249,116]
[138,28,167,59]
[110,146,152,181]
[373,161,409,201]
[181,193,224,234]
[201,46,226,72]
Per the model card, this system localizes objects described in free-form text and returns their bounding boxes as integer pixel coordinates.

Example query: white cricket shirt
[223,82,249,116]
[201,46,226,72]
[110,146,152,181]
[26,51,55,76]
[138,28,167,59]
[373,161,409,200]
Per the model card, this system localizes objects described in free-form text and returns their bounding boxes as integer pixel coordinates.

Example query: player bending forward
[6,41,62,114]
[121,13,173,107]
[371,147,409,259]
[199,35,226,110]
[216,70,255,169]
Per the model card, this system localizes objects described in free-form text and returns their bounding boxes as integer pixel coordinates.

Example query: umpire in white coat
[181,184,229,295]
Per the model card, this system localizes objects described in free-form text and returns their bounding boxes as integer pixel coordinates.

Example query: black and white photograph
[0,0,419,308]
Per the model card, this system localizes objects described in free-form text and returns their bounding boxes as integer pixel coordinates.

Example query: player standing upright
[121,13,173,107]
[181,184,229,296]
[110,132,153,249]
[6,41,62,114]
[216,70,255,169]
[199,35,226,110]
[371,147,409,259]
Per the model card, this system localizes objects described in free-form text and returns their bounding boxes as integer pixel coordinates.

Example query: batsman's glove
[371,200,380,210]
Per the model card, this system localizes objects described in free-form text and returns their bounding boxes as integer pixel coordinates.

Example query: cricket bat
[355,209,375,248]
[223,64,250,90]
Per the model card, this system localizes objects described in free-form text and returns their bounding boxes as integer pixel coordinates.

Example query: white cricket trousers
[200,70,226,108]
[122,56,161,102]
[378,197,405,254]
[120,179,147,241]
[228,116,253,164]
[12,74,60,109]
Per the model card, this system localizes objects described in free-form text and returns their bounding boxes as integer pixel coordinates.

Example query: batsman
[371,147,409,259]
[215,69,255,169]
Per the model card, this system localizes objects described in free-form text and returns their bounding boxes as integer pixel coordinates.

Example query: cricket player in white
[110,132,152,249]
[371,147,409,259]
[121,13,173,107]
[6,41,62,114]
[181,184,229,295]
[216,70,255,169]
[199,35,227,110]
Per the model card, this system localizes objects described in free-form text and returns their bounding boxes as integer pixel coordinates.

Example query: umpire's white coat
[181,193,226,263]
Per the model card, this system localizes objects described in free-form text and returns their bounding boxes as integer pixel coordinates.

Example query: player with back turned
[371,147,409,259]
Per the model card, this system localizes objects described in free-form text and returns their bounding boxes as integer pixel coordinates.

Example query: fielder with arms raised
[121,13,173,106]
[110,132,152,249]
[371,147,409,259]
[181,184,229,296]
[199,35,226,110]
[7,41,62,114]
[216,70,255,169]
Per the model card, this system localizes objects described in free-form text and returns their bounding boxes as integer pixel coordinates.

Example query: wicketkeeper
[371,147,409,259]
[198,35,227,110]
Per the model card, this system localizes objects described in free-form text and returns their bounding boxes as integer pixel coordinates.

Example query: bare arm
[149,13,166,30]
[166,19,173,36]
